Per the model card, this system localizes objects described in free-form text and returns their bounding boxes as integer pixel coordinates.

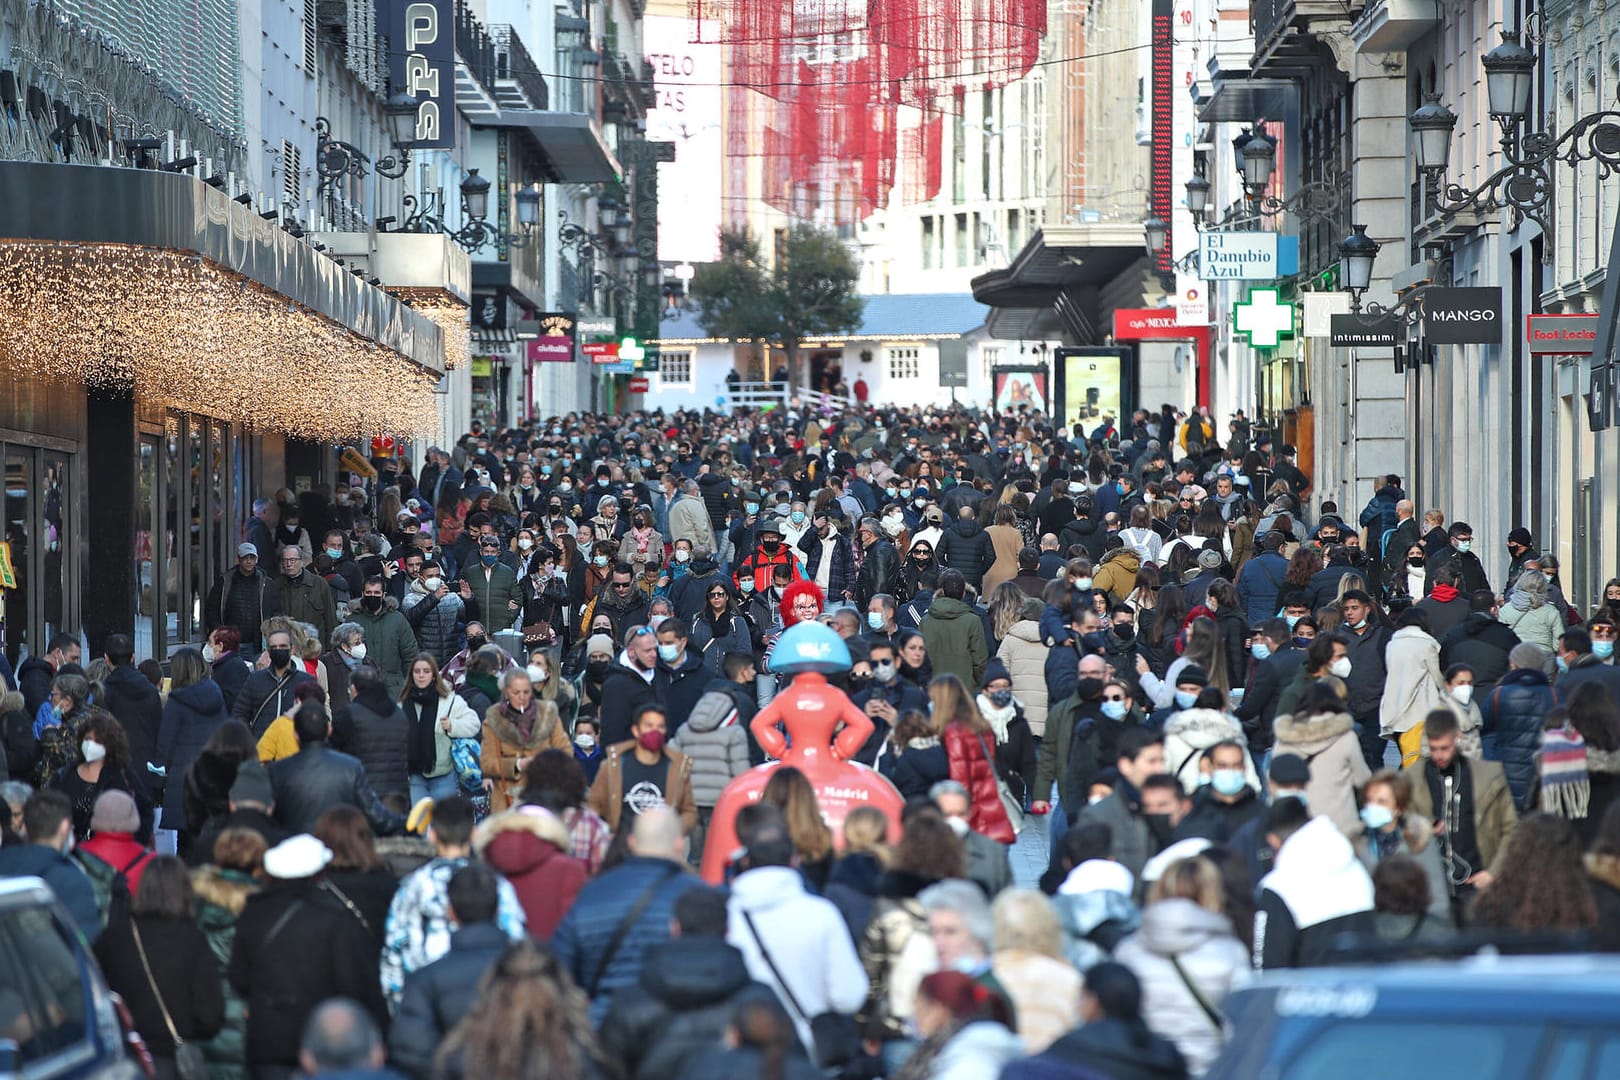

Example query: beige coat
[1272,709,1370,837]
[982,525,1025,594]
[996,619,1050,736]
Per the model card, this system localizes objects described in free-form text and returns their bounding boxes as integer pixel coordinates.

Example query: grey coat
[671,697,751,807]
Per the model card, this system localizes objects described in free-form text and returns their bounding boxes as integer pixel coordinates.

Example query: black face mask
[762,540,781,554]
[1144,813,1176,845]
[1112,623,1135,642]
[1076,677,1105,700]
[361,595,383,613]
[267,647,293,669]
[586,658,611,676]
[465,635,487,652]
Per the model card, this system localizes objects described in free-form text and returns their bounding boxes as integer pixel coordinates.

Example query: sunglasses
[1102,693,1126,702]
[613,582,633,590]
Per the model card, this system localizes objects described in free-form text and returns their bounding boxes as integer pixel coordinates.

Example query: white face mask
[518,537,533,551]
[944,816,970,837]
[1451,683,1474,705]
[574,732,597,750]
[81,739,107,764]
[527,663,548,684]
[202,643,217,663]
[1329,656,1352,679]
[347,642,368,661]
[422,577,442,592]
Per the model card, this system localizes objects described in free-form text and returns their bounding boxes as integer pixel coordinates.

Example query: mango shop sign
[385,0,455,148]
[1527,313,1598,354]
[1422,287,1501,345]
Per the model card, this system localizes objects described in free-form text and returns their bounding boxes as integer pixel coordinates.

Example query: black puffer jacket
[344,685,410,800]
[267,745,403,836]
[599,937,780,1080]
[1481,666,1555,811]
[155,679,228,833]
[936,518,995,590]
[855,537,899,605]
[388,922,509,1079]
[698,472,733,533]
[1439,614,1519,699]
[1058,513,1108,563]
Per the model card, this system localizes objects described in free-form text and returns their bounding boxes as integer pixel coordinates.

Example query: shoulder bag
[741,910,859,1070]
[586,863,682,997]
[975,731,1024,834]
[1168,951,1225,1031]
[131,920,210,1080]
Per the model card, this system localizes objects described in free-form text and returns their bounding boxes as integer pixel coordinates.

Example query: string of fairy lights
[0,242,443,440]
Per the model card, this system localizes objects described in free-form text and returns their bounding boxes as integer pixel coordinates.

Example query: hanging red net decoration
[693,0,1045,224]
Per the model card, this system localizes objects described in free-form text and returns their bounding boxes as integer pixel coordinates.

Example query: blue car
[0,877,143,1079]
[1207,955,1620,1080]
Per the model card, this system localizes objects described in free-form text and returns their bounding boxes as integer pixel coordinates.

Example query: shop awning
[0,162,446,438]
[971,224,1149,341]
[482,110,622,183]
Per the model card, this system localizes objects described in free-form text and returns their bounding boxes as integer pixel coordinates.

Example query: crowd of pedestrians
[1,398,1618,1079]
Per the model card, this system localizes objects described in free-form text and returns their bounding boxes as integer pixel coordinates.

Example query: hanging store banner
[1423,287,1502,345]
[1330,313,1401,348]
[384,0,456,148]
[1302,292,1351,337]
[470,292,505,330]
[1589,364,1613,432]
[527,312,576,362]
[1527,313,1598,354]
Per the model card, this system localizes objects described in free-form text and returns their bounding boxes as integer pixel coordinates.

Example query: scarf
[976,693,1017,742]
[1509,589,1535,611]
[403,686,441,776]
[1430,583,1459,603]
[1540,724,1590,820]
[502,700,539,744]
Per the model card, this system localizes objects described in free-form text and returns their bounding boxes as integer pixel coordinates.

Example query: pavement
[1010,809,1051,889]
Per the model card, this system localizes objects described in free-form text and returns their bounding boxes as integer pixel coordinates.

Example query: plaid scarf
[1540,724,1590,820]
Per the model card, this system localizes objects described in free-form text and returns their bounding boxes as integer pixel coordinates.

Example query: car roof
[1252,953,1620,994]
[0,876,56,906]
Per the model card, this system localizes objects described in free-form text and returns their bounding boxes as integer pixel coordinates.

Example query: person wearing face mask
[1170,740,1263,844]
[345,576,419,699]
[1226,752,1313,888]
[1480,642,1557,812]
[1437,589,1520,712]
[1423,520,1491,597]
[232,628,317,738]
[654,618,709,735]
[1272,681,1371,838]
[457,535,524,634]
[400,557,465,667]
[47,708,156,844]
[850,640,927,767]
[1500,566,1563,653]
[976,661,1037,814]
[1350,770,1454,927]
[1233,619,1305,763]
[796,506,855,603]
[1032,655,1114,820]
[1378,607,1449,769]
[274,547,338,664]
[586,704,697,833]
[734,519,803,596]
[573,633,618,724]
[0,789,104,942]
[1073,729,1171,882]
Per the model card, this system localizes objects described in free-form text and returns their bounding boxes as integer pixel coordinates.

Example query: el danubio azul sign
[1197,232,1300,280]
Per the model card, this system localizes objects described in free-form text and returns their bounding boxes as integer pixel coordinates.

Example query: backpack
[72,848,144,929]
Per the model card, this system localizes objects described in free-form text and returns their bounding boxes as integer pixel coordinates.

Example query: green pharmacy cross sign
[1233,288,1295,348]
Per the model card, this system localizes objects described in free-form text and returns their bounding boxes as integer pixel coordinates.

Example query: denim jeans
[410,771,461,805]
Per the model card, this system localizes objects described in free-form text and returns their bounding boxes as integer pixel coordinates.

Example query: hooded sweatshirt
[1254,815,1375,970]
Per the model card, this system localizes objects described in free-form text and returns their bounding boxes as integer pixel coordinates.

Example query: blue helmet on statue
[770,620,851,675]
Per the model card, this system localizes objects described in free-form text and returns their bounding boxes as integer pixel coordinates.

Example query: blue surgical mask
[1292,636,1313,649]
[1359,804,1395,831]
[1557,654,1570,672]
[1174,690,1198,709]
[868,611,885,630]
[745,502,760,515]
[1074,576,1093,590]
[481,553,499,567]
[1285,614,1301,629]
[1455,540,1472,554]
[541,464,552,475]
[325,547,343,560]
[1597,641,1616,660]
[886,487,898,497]
[657,642,681,662]
[1251,642,1272,661]
[1100,699,1128,721]
[1211,769,1247,797]
[791,511,806,524]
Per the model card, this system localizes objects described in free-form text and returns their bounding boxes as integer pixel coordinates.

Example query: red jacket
[735,542,803,594]
[78,833,153,896]
[943,722,1014,843]
[473,808,587,940]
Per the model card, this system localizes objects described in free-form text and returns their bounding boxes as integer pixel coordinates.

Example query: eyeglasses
[1592,626,1618,639]
[1102,693,1127,702]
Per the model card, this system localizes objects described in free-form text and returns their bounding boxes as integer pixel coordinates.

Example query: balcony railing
[491,25,549,111]
[456,0,499,102]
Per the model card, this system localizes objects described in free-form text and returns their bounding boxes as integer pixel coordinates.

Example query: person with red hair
[898,970,1023,1079]
[780,579,826,629]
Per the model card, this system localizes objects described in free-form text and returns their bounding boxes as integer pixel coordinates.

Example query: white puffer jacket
[1162,708,1261,795]
[996,619,1050,736]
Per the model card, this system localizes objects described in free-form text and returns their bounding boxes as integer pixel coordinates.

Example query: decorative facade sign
[384,0,456,149]
[1423,287,1502,345]
[1198,232,1280,280]
[1527,313,1598,354]
[1330,313,1401,348]
[1233,289,1294,348]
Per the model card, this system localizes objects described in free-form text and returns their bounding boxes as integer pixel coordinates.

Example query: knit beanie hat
[982,659,1011,688]
[89,790,140,835]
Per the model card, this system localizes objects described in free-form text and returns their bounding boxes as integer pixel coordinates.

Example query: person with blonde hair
[989,889,1083,1053]
[1114,855,1250,1073]
[761,766,836,890]
[825,806,892,939]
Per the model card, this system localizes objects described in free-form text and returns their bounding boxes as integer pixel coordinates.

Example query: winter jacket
[1215,607,1250,689]
[1501,596,1563,652]
[856,537,900,605]
[1233,647,1303,755]
[345,686,411,801]
[275,569,337,649]
[206,568,281,642]
[474,807,588,940]
[1379,625,1447,738]
[378,854,527,1009]
[480,699,570,812]
[389,923,510,1079]
[1440,614,1520,699]
[1058,515,1108,563]
[887,739,950,799]
[1587,854,1620,953]
[587,739,699,833]
[1358,485,1405,547]
[598,659,670,746]
[1255,816,1376,970]
[1035,694,1113,809]
[671,692,752,806]
[662,648,711,732]
[996,619,1051,736]
[992,949,1083,1053]
[1413,592,1471,641]
[1425,547,1492,597]
[192,865,258,1079]
[348,603,420,697]
[1077,785,1157,882]
[401,582,465,665]
[982,524,1026,593]
[1115,898,1251,1074]
[1093,548,1142,604]
[924,1020,1028,1080]
[1403,755,1518,873]
[1272,710,1369,837]
[1053,873,1141,972]
[400,690,480,780]
[1354,815,1453,925]
[0,843,102,943]
[149,679,226,834]
[668,494,719,552]
[678,1046,822,1080]
[95,914,224,1056]
[1236,551,1291,624]
[1161,708,1260,795]
[1173,786,1266,845]
[942,721,1014,843]
[228,879,386,1066]
[457,560,522,630]
[920,596,989,689]
[1481,667,1553,810]
[267,744,403,837]
[690,609,755,677]
[1003,1017,1188,1080]
[231,665,316,737]
[209,654,251,715]
[728,865,869,1054]
[103,663,164,778]
[1339,621,1391,719]
[552,855,707,1022]
[735,542,804,593]
[797,529,856,600]
[600,936,780,1080]
[937,517,996,590]
[1305,562,1362,613]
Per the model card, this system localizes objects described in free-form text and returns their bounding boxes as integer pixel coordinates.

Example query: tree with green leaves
[690,225,863,384]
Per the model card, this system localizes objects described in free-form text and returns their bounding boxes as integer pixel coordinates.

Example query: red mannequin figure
[700,621,905,883]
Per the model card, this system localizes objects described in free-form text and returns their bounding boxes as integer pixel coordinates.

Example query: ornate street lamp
[1143,215,1168,254]
[1338,224,1380,312]
[1409,93,1458,174]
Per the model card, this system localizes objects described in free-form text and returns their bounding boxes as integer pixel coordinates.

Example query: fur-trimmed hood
[191,864,259,917]
[474,805,571,854]
[1587,853,1620,892]
[1164,708,1243,747]
[1274,709,1354,749]
[483,698,562,750]
[0,690,21,715]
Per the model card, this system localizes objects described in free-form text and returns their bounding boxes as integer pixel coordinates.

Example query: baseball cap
[237,542,258,558]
